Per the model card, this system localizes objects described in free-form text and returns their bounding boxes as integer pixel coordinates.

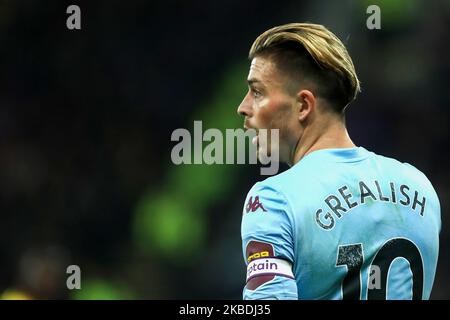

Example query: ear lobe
[297,90,315,122]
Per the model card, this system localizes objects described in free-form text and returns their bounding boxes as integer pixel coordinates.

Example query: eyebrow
[247,78,262,85]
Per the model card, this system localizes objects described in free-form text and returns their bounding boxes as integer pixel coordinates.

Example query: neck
[290,116,355,166]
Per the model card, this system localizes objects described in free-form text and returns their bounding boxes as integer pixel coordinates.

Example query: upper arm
[241,182,298,300]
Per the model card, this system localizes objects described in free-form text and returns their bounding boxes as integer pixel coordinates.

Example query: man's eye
[251,89,261,98]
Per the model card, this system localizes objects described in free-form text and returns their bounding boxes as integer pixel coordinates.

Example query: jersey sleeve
[241,181,298,300]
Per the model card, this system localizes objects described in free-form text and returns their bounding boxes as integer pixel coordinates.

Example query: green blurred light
[132,63,248,263]
[71,279,135,300]
[134,193,205,261]
[362,0,421,27]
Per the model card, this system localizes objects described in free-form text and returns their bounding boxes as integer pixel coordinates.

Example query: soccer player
[237,23,441,300]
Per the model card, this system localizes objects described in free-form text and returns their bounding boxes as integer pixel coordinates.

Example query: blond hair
[249,23,361,110]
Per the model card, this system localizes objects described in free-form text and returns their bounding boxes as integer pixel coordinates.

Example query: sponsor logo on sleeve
[246,258,294,283]
[245,196,267,214]
[245,240,294,290]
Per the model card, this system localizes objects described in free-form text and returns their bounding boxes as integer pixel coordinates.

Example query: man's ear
[296,89,316,122]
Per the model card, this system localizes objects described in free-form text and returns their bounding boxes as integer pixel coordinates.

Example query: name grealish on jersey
[315,180,426,230]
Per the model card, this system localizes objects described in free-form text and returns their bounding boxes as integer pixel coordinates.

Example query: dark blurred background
[0,0,448,299]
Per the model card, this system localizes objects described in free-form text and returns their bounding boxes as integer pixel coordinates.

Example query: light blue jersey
[241,147,441,300]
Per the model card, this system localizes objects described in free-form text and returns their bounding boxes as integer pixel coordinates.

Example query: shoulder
[241,171,299,229]
[243,179,287,215]
[373,152,435,188]
[244,169,299,212]
[248,155,329,201]
[241,179,296,261]
[369,150,440,207]
[243,155,330,214]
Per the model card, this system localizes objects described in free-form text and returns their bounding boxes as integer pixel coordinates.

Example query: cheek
[254,96,293,129]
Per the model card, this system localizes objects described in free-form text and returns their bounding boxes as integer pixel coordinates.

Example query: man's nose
[237,94,252,117]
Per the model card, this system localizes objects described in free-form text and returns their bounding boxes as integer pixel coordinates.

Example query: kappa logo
[245,196,267,213]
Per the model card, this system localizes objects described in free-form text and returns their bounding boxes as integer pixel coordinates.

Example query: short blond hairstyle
[249,23,361,111]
